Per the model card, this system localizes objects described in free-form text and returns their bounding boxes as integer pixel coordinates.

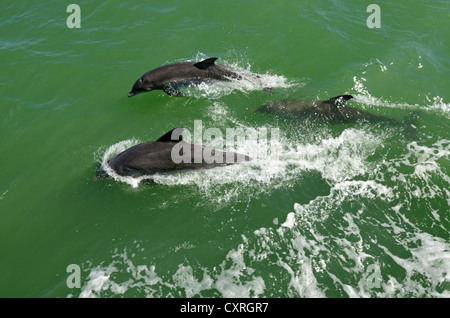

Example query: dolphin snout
[95,165,109,179]
[128,92,135,97]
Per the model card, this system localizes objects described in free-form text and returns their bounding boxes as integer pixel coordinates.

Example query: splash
[176,53,298,99]
[96,138,145,188]
[97,124,385,206]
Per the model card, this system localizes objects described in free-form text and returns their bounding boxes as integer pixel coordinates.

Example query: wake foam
[352,76,449,117]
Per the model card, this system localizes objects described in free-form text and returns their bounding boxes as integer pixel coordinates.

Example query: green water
[0,0,449,298]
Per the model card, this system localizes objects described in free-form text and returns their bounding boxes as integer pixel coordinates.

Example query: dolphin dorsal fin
[157,127,184,142]
[327,95,354,107]
[193,57,218,70]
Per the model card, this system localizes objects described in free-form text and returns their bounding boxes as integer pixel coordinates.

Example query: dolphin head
[94,164,110,179]
[128,76,155,97]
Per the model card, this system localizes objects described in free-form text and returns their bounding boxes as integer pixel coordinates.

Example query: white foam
[281,212,295,229]
[79,266,116,298]
[288,184,449,297]
[214,245,266,298]
[384,139,450,206]
[425,95,450,114]
[0,190,8,200]
[172,265,213,298]
[378,232,450,297]
[77,242,266,298]
[277,259,325,297]
[352,76,449,116]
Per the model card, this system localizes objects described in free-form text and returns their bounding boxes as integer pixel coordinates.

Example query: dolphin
[255,95,389,124]
[127,57,240,97]
[96,128,250,179]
